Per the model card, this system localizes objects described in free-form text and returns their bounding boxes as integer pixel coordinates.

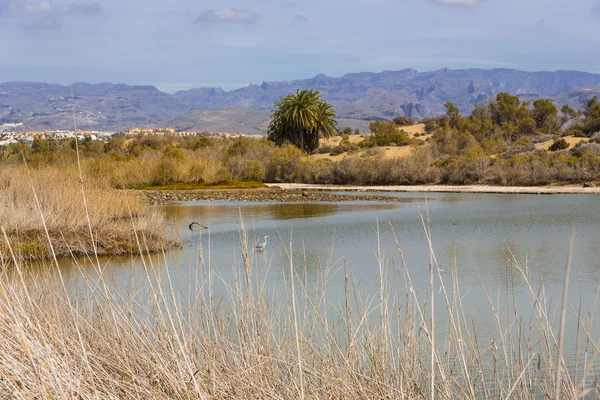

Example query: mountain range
[2,68,600,134]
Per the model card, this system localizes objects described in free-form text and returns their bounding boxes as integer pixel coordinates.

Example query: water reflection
[164,201,399,223]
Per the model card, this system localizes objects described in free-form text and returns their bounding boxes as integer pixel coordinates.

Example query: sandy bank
[266,183,600,195]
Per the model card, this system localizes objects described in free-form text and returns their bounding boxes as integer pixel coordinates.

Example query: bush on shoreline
[1,133,599,189]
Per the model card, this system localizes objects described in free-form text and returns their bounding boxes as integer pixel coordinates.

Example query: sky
[1,0,600,92]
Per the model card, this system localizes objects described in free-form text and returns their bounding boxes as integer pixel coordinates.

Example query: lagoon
[57,192,600,362]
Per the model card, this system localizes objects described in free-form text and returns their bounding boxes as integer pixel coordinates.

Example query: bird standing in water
[256,236,269,251]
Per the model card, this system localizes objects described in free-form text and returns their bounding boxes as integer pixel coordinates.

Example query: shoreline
[266,183,600,195]
[139,182,600,204]
[139,188,420,204]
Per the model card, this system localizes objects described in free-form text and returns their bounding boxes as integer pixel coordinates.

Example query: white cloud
[196,8,261,24]
[0,0,101,31]
[6,0,101,16]
[430,0,478,6]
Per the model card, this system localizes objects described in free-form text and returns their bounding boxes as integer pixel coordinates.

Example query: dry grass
[0,207,597,398]
[310,146,416,161]
[0,164,171,261]
[314,124,427,161]
[401,123,426,136]
[320,124,428,148]
[320,134,365,147]
[534,136,589,151]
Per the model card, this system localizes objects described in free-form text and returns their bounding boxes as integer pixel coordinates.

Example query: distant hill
[164,108,373,134]
[164,108,271,135]
[0,81,179,131]
[519,87,600,109]
[3,68,600,133]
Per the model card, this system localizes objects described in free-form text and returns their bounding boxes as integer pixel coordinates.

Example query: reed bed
[0,164,171,261]
[0,210,597,399]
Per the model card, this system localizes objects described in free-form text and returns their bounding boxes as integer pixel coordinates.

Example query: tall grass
[0,164,170,261]
[0,206,597,398]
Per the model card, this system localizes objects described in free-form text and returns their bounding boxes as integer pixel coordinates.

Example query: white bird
[255,236,269,251]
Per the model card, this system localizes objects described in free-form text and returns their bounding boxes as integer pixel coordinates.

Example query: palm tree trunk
[299,128,304,152]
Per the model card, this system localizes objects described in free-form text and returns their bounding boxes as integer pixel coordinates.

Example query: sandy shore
[266,183,600,195]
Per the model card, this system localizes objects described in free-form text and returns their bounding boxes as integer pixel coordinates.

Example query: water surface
[58,192,600,374]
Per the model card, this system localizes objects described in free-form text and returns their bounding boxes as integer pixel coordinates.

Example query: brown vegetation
[2,129,599,192]
[0,164,170,261]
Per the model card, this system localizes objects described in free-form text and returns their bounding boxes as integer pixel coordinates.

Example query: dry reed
[0,211,596,398]
[0,164,171,261]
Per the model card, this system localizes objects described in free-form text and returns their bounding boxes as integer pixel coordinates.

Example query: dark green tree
[532,99,558,133]
[584,96,599,118]
[31,137,50,155]
[560,104,576,125]
[422,118,438,134]
[583,96,600,135]
[444,101,461,128]
[488,92,523,126]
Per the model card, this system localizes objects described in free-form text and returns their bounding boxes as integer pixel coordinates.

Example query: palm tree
[268,89,338,152]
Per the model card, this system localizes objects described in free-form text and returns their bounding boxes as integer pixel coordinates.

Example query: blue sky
[1,0,600,92]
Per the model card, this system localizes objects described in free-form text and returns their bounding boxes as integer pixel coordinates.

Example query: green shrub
[329,146,348,156]
[357,140,375,149]
[422,118,438,133]
[367,121,409,146]
[180,135,211,150]
[329,144,359,156]
[549,138,570,151]
[573,130,589,138]
[340,135,351,146]
[570,143,600,157]
[392,116,415,126]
